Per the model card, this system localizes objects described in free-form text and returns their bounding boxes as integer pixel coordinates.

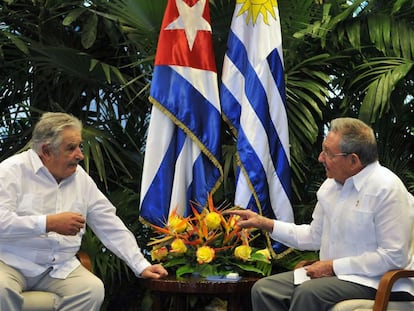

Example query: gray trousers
[0,260,104,311]
[251,271,378,311]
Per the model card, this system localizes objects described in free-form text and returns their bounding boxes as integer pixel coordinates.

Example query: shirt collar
[28,149,46,174]
[28,149,79,184]
[346,161,379,192]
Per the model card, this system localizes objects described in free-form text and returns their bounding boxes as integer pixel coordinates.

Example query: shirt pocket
[343,209,376,244]
[71,202,87,236]
[17,194,43,216]
[71,202,87,217]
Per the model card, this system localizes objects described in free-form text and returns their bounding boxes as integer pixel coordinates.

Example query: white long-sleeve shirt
[271,161,414,295]
[0,149,150,279]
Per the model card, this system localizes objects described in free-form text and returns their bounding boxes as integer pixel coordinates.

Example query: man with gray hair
[228,117,414,310]
[0,112,168,310]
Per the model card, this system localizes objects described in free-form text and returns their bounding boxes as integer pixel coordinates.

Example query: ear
[350,153,363,171]
[41,144,51,157]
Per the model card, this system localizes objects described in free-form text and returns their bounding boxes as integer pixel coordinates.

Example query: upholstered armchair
[22,252,92,311]
[330,267,414,311]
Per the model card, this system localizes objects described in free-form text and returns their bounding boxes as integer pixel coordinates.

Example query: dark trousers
[251,271,413,311]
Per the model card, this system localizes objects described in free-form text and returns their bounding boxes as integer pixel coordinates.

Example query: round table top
[142,275,260,294]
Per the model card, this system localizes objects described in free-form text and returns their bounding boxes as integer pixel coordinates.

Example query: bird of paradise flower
[148,194,272,278]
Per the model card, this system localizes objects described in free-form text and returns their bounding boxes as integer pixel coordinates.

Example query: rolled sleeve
[37,215,47,234]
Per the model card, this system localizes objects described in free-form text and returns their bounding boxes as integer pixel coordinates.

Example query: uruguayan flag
[140,0,222,226]
[220,2,294,229]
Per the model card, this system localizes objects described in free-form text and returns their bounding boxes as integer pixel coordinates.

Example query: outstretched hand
[223,209,274,232]
[141,264,168,279]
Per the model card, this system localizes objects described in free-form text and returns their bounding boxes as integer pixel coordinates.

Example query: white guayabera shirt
[271,161,414,295]
[0,149,150,279]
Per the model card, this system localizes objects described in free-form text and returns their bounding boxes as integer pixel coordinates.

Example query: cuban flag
[220,1,294,251]
[140,0,222,226]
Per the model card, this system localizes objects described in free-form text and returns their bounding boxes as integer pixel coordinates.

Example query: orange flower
[228,214,240,229]
[151,246,168,261]
[234,245,252,261]
[196,246,215,264]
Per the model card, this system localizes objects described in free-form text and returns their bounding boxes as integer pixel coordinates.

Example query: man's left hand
[305,260,335,278]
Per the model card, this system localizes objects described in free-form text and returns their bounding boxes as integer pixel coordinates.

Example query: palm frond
[348,57,414,122]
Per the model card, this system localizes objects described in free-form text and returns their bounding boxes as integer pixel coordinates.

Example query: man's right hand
[46,212,85,236]
[223,209,274,233]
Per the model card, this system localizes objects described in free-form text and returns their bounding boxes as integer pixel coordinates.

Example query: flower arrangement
[148,194,272,278]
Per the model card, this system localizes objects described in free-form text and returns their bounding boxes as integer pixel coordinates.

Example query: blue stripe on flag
[267,48,287,107]
[150,66,221,157]
[220,83,241,130]
[140,126,185,226]
[191,152,220,206]
[237,126,275,218]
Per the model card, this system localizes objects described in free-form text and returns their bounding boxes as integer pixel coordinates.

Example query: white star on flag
[165,0,211,50]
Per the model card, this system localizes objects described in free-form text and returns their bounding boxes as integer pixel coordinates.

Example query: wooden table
[142,275,259,311]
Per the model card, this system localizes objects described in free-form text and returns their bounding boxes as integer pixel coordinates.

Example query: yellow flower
[196,246,215,264]
[151,246,168,261]
[256,248,271,261]
[171,238,187,254]
[169,216,187,233]
[205,212,221,230]
[234,245,252,261]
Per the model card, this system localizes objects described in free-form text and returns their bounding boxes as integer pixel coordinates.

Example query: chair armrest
[76,251,92,272]
[373,269,414,311]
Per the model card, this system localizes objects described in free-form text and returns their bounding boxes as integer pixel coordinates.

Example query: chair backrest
[76,251,92,271]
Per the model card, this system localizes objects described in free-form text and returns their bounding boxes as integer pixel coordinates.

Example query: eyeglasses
[320,150,350,159]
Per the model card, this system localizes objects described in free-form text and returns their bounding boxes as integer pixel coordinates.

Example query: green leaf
[194,264,218,277]
[163,256,188,268]
[101,63,112,84]
[345,19,361,49]
[4,33,29,55]
[81,13,98,49]
[176,265,195,278]
[250,252,270,263]
[392,0,413,14]
[62,8,86,26]
[232,262,266,276]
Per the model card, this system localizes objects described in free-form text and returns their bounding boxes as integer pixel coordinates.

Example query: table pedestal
[142,275,259,311]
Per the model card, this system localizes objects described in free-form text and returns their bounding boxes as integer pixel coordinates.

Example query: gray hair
[330,117,378,166]
[30,112,82,155]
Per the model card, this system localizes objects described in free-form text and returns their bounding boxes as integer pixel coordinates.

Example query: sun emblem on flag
[237,0,278,25]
